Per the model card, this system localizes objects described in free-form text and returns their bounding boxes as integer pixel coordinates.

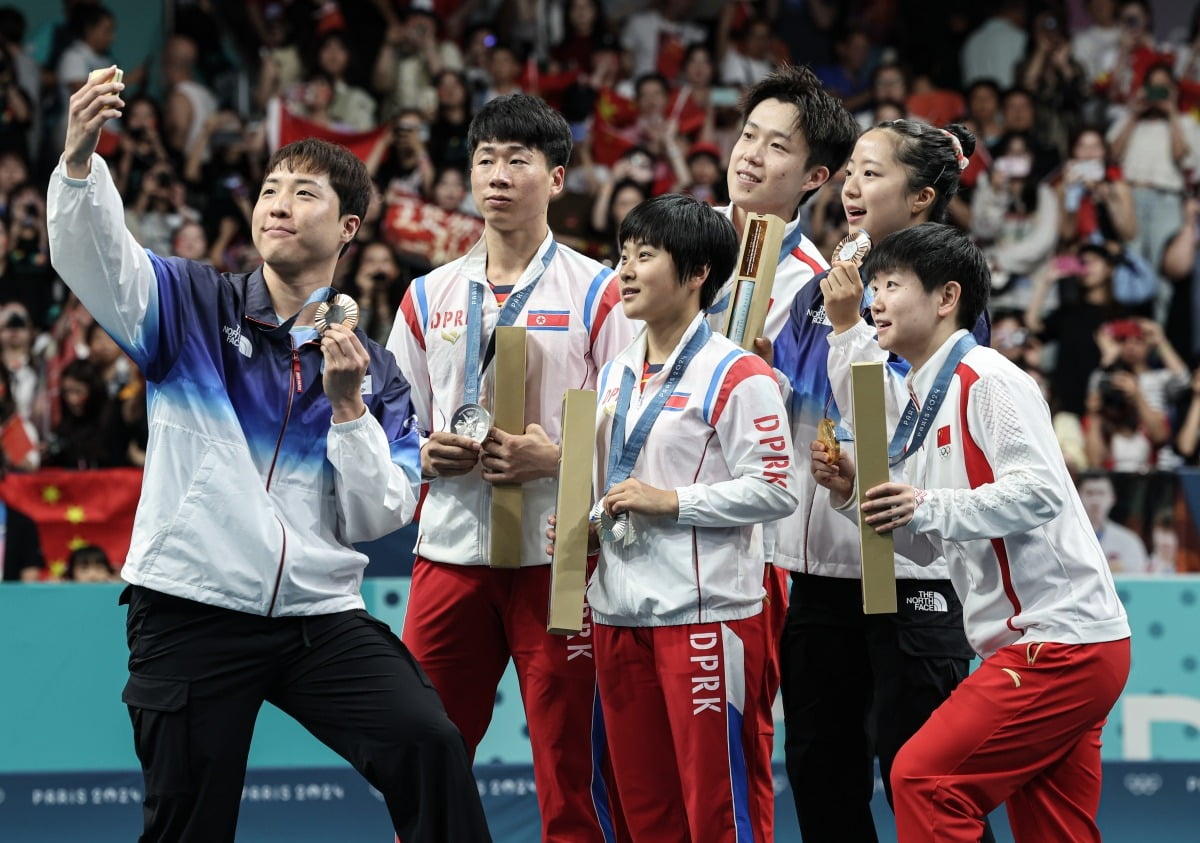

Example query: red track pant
[403,558,622,843]
[595,614,774,842]
[892,638,1130,843]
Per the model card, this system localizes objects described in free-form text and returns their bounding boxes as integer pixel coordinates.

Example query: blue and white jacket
[48,155,422,616]
[773,270,989,579]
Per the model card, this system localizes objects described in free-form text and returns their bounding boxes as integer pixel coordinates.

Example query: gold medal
[832,229,872,266]
[313,294,360,334]
[818,417,840,462]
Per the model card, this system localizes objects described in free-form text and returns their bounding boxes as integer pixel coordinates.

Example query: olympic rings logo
[1123,773,1163,796]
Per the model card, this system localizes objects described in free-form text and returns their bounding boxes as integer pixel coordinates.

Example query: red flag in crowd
[591,87,638,165]
[265,98,388,161]
[0,468,143,578]
[382,196,484,267]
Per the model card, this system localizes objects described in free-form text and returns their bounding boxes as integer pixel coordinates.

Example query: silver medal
[450,402,492,442]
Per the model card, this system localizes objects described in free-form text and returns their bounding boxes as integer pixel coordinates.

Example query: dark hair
[0,7,26,44]
[635,72,670,99]
[617,193,738,310]
[606,177,651,233]
[71,4,113,37]
[1120,0,1152,25]
[682,43,714,69]
[862,222,990,330]
[59,358,107,417]
[433,68,472,118]
[1068,124,1107,155]
[309,28,364,86]
[872,119,977,223]
[1001,86,1035,109]
[66,545,113,580]
[1078,241,1118,266]
[467,93,572,169]
[264,137,372,220]
[739,64,860,208]
[871,62,910,92]
[1143,60,1176,85]
[965,78,1002,106]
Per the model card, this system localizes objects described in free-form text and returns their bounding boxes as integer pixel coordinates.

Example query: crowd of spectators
[1,0,1200,577]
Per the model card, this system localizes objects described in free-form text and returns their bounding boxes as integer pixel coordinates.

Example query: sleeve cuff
[55,153,100,187]
[329,405,370,429]
[826,318,874,349]
[674,485,697,523]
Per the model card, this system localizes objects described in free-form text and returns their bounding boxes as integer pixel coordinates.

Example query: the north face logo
[808,306,831,326]
[906,590,948,612]
[223,324,253,358]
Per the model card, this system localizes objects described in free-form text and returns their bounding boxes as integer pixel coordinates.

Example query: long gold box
[489,326,527,568]
[547,389,597,634]
[850,361,897,614]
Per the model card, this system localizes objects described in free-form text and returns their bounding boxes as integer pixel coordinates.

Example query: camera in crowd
[1097,368,1132,411]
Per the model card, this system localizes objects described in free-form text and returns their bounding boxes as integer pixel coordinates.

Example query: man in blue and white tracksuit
[47,70,490,842]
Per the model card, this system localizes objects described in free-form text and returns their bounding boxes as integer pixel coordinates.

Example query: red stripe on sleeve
[710,354,773,427]
[590,278,621,345]
[400,294,426,350]
[790,245,826,275]
[957,364,1023,629]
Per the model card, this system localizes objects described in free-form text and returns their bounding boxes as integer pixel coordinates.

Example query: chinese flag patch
[937,425,951,447]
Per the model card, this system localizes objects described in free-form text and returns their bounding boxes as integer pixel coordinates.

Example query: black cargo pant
[120,585,492,843]
[780,573,996,843]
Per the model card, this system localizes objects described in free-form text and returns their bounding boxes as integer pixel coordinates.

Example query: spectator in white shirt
[1077,472,1149,573]
[961,0,1028,88]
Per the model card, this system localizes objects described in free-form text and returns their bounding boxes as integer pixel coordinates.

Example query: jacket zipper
[265,341,302,616]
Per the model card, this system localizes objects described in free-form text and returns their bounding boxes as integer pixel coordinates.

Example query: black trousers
[780,573,996,843]
[120,586,492,843]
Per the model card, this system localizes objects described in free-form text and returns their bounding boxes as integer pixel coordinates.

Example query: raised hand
[64,66,125,178]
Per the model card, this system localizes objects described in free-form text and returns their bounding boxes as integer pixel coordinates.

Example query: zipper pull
[292,348,302,393]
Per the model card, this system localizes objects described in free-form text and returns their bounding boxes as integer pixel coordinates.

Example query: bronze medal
[818,417,841,462]
[832,229,872,266]
[313,294,360,334]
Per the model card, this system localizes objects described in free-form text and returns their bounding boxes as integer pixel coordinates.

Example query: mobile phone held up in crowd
[1144,84,1171,102]
[1053,254,1087,276]
[1068,159,1105,184]
[994,155,1031,180]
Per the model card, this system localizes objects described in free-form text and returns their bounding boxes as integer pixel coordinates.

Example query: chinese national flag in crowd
[0,468,143,578]
[591,88,638,166]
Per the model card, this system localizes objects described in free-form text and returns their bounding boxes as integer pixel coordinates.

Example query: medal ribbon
[606,321,711,490]
[887,333,976,467]
[260,286,338,339]
[462,241,558,405]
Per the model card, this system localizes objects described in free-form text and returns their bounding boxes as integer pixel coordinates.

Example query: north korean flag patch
[527,310,570,331]
[663,392,690,411]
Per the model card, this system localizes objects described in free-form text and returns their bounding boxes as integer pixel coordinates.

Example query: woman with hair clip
[774,117,997,842]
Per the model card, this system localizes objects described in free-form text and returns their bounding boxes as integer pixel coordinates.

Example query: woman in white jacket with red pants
[585,195,799,842]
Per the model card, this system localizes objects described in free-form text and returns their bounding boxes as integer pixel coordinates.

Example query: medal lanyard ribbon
[888,333,976,467]
[606,321,711,490]
[260,286,338,340]
[462,241,558,405]
[705,220,806,315]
